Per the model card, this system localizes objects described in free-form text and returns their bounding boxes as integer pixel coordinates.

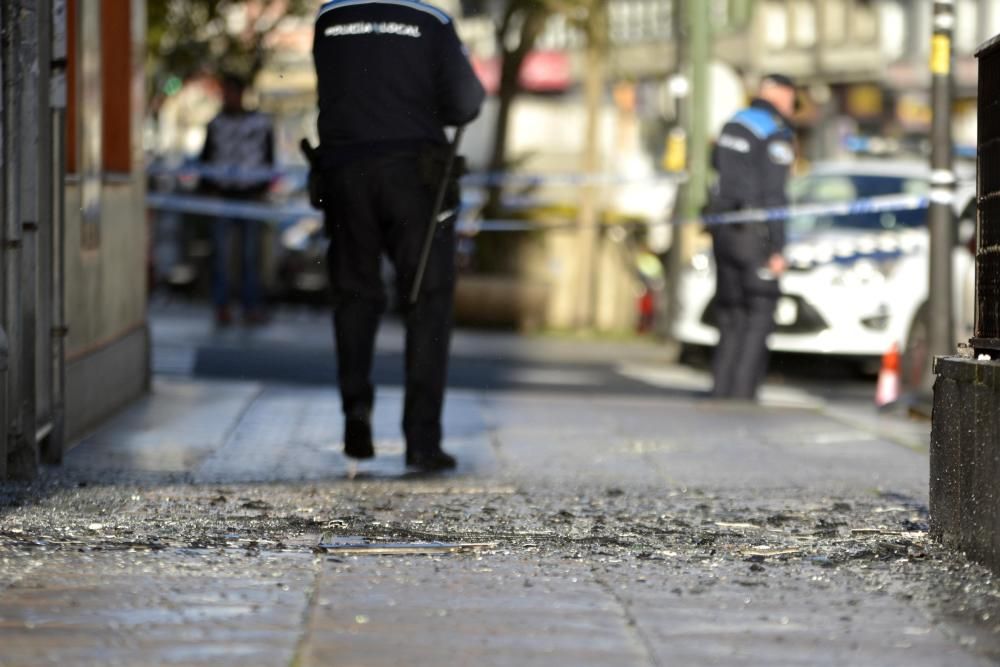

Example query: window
[879,1,906,61]
[65,0,134,249]
[822,0,847,45]
[790,0,816,48]
[762,1,788,50]
[849,0,878,44]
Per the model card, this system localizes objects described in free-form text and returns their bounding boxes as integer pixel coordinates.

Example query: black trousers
[710,227,778,400]
[322,152,456,455]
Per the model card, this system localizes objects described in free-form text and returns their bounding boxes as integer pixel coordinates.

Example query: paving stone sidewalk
[0,378,998,666]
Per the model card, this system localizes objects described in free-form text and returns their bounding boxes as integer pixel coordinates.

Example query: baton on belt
[409,125,465,305]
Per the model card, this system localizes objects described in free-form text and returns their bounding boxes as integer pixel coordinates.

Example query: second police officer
[311,0,485,471]
[705,74,797,400]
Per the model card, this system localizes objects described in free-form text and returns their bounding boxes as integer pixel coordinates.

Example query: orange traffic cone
[875,343,901,409]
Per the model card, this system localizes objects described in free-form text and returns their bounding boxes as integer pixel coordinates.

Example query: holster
[300,139,327,209]
[307,168,325,209]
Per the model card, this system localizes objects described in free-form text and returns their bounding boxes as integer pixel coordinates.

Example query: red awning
[472,50,572,94]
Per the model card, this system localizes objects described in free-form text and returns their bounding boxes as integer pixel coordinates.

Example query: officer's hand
[768,254,787,277]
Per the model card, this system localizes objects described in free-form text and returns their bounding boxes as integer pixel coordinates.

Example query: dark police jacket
[313,0,485,160]
[706,98,794,262]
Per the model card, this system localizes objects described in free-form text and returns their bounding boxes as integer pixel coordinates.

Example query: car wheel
[902,304,930,390]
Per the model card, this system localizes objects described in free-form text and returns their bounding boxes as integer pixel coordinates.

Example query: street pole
[664,2,688,343]
[665,0,710,345]
[573,0,608,330]
[686,0,710,221]
[928,0,956,370]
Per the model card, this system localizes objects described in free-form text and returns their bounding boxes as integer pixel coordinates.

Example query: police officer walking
[312,0,485,471]
[705,74,796,400]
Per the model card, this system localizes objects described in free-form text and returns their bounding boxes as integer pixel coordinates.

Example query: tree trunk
[485,53,522,215]
[484,6,550,216]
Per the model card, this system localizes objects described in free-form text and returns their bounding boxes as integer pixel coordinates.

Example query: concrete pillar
[931,357,1000,570]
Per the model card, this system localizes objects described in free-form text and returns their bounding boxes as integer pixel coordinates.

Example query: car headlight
[830,258,898,288]
[689,251,712,274]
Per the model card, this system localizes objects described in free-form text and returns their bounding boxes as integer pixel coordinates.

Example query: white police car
[672,160,976,382]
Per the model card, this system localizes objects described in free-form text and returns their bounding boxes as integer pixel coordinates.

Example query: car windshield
[786,173,929,234]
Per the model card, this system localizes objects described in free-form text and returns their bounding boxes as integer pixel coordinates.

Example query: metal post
[573,0,608,330]
[0,325,6,479]
[34,0,54,460]
[2,0,25,477]
[928,0,956,368]
[14,0,41,478]
[685,0,710,221]
[0,0,6,476]
[45,0,66,463]
[666,0,711,343]
[664,1,688,342]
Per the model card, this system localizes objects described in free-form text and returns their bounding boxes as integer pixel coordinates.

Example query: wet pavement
[2,307,999,666]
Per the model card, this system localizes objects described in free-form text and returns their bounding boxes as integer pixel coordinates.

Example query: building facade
[1,0,148,479]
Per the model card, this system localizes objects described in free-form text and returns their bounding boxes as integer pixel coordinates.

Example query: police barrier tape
[700,192,929,226]
[146,191,561,233]
[146,189,940,271]
[146,164,301,183]
[146,192,316,223]
[146,190,932,232]
[145,163,687,188]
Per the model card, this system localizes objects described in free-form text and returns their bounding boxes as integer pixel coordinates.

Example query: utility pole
[928,0,956,371]
[574,0,608,330]
[665,0,711,343]
[685,0,710,221]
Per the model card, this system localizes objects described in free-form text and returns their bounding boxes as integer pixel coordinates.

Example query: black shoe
[405,449,457,472]
[344,417,374,460]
